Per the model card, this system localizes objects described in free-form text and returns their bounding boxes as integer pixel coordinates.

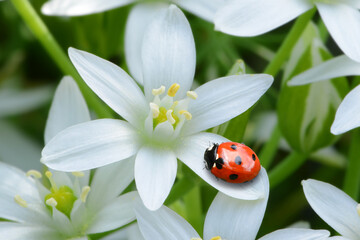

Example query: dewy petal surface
[183,74,273,135]
[215,0,312,36]
[125,3,169,85]
[134,200,200,240]
[258,229,330,240]
[44,76,91,144]
[175,132,269,200]
[42,119,141,171]
[288,55,360,86]
[331,84,360,134]
[42,0,135,16]
[68,48,148,128]
[316,3,360,62]
[135,146,177,211]
[142,5,196,100]
[87,157,135,211]
[303,179,360,239]
[87,191,137,234]
[203,190,268,240]
[172,0,224,22]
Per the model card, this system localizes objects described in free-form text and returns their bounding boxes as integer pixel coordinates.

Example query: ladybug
[204,142,261,183]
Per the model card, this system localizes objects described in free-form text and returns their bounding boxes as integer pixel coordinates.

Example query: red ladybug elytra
[204,142,261,183]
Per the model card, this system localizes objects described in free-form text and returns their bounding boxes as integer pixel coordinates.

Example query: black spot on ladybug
[235,156,242,165]
[252,154,256,161]
[216,163,223,169]
[216,158,224,165]
[231,144,237,150]
[229,174,238,180]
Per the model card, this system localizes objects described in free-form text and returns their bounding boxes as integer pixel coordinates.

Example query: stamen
[152,86,165,96]
[14,195,27,208]
[166,110,176,124]
[187,91,198,100]
[357,204,360,216]
[191,238,202,240]
[171,101,178,109]
[46,197,58,207]
[150,102,160,118]
[167,83,180,97]
[210,237,222,240]
[45,171,59,192]
[72,171,84,177]
[26,170,42,179]
[81,186,91,203]
[179,110,192,120]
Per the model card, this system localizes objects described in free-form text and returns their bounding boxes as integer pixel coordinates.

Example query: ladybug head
[204,143,218,170]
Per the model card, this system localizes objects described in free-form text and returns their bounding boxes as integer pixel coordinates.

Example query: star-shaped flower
[215,0,360,62]
[0,77,137,239]
[135,172,331,240]
[41,5,273,210]
[303,179,360,240]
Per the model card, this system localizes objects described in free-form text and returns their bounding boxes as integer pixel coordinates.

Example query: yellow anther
[14,195,27,208]
[179,110,192,120]
[187,91,198,100]
[152,86,165,96]
[72,171,84,177]
[166,110,176,124]
[357,204,360,216]
[45,171,58,192]
[81,186,91,203]
[26,170,42,179]
[167,83,180,97]
[210,237,222,240]
[150,102,160,118]
[46,197,58,207]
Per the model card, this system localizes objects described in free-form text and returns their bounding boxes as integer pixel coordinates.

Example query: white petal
[183,74,273,135]
[0,223,61,240]
[100,223,144,240]
[87,157,135,211]
[0,121,42,171]
[302,179,360,239]
[288,55,360,86]
[142,5,196,100]
[87,191,138,234]
[41,0,135,16]
[135,146,177,210]
[317,3,360,62]
[0,86,52,118]
[45,76,90,144]
[331,84,360,134]
[51,207,75,235]
[175,133,269,200]
[172,0,224,22]
[215,0,312,36]
[135,199,200,239]
[258,229,330,240]
[125,3,169,84]
[41,119,141,171]
[68,48,148,128]
[204,191,268,240]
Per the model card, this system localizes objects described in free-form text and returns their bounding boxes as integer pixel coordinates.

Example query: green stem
[165,177,195,205]
[10,0,113,118]
[269,151,308,189]
[264,8,316,76]
[343,129,360,200]
[184,186,203,235]
[259,125,282,169]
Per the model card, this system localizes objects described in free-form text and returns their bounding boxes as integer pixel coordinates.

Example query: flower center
[149,83,197,130]
[44,171,77,218]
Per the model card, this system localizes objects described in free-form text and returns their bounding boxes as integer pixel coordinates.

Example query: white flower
[303,179,360,240]
[41,5,273,211]
[135,171,331,240]
[215,0,360,62]
[288,55,360,135]
[0,76,137,239]
[41,0,223,85]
